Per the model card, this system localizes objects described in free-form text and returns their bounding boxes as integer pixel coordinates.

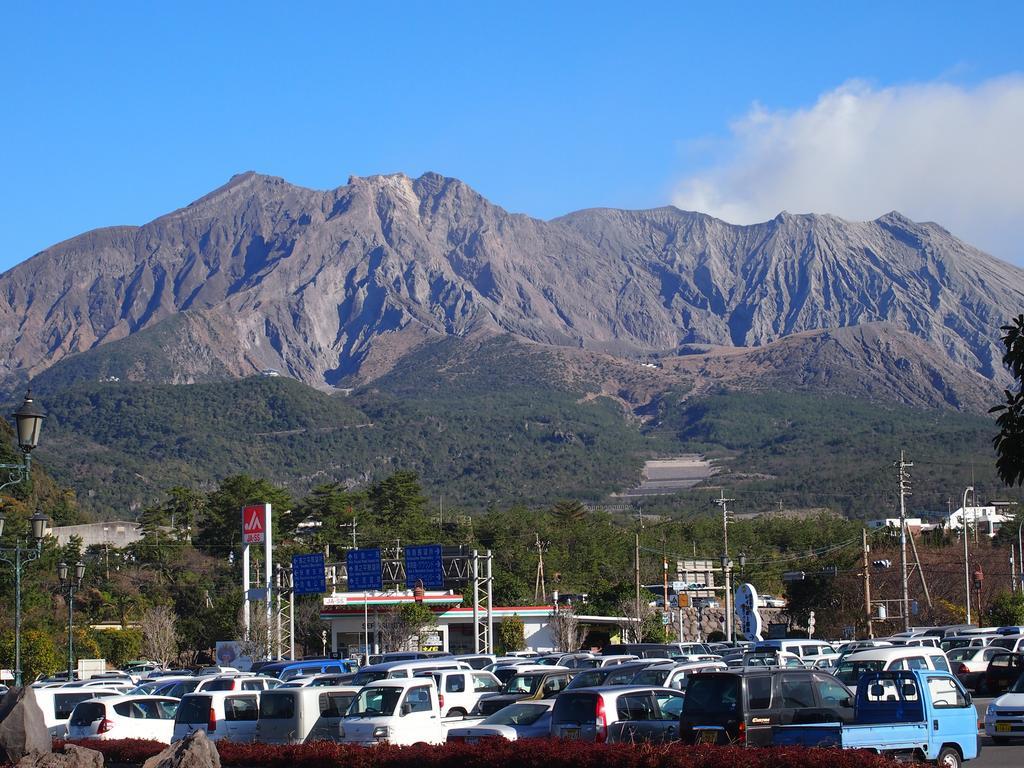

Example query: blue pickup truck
[771,670,979,768]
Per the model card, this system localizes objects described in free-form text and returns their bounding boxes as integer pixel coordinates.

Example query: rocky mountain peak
[1,172,1021,410]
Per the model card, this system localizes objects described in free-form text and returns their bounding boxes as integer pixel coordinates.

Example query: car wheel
[936,746,961,768]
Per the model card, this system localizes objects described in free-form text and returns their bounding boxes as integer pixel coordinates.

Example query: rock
[17,744,103,768]
[142,731,220,768]
[0,687,51,763]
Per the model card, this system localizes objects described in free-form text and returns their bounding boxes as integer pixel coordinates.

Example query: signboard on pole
[347,548,382,591]
[405,544,443,589]
[242,504,267,544]
[292,553,327,596]
[735,582,764,641]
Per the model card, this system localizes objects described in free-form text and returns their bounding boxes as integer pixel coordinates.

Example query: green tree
[0,629,62,681]
[987,590,1024,626]
[200,475,292,552]
[368,471,430,541]
[397,603,437,650]
[94,629,143,668]
[497,614,526,653]
[992,315,1024,485]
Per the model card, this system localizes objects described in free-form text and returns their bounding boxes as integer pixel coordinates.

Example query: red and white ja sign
[242,504,266,543]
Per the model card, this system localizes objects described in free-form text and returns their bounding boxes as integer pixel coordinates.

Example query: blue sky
[2,2,1023,271]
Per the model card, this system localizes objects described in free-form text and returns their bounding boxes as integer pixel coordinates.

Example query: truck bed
[773,721,930,752]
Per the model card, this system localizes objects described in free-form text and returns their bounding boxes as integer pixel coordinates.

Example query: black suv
[679,669,854,746]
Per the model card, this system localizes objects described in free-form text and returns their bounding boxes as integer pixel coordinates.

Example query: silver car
[550,686,685,743]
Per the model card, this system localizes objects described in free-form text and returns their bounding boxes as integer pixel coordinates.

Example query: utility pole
[713,490,735,642]
[634,531,641,643]
[906,517,931,608]
[897,452,913,631]
[534,534,547,603]
[862,528,873,639]
[340,518,358,550]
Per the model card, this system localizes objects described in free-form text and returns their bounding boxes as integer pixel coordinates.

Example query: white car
[985,675,1024,742]
[414,669,503,716]
[447,700,554,742]
[67,696,180,743]
[760,594,787,608]
[172,690,260,742]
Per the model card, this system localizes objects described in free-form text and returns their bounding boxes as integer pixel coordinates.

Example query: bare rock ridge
[0,171,1020,409]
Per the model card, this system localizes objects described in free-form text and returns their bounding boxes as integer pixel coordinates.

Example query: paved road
[969,696,1021,768]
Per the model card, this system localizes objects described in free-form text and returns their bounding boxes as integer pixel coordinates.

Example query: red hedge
[53,739,904,768]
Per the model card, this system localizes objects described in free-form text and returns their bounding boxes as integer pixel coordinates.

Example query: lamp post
[0,390,48,688]
[0,510,49,687]
[57,560,86,681]
[962,486,974,625]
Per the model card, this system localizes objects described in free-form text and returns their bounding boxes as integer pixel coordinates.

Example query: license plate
[563,727,579,740]
[696,729,719,744]
[996,722,1012,733]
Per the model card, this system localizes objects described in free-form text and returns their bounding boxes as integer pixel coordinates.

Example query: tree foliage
[992,315,1024,486]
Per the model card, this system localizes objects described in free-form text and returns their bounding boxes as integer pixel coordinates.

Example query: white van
[834,646,950,687]
[256,686,360,744]
[753,640,837,665]
[349,659,470,687]
[172,690,260,742]
[33,686,125,736]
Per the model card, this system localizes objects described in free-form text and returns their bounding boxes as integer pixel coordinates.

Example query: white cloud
[672,76,1024,263]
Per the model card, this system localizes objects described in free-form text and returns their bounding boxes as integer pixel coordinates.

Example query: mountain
[1,172,1020,412]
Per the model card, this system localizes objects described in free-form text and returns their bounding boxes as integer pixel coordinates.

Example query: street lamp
[57,560,86,682]
[0,510,48,687]
[0,391,48,689]
[962,486,974,625]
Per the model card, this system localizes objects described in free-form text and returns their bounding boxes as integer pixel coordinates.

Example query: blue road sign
[292,553,327,596]
[347,548,383,591]
[405,544,443,589]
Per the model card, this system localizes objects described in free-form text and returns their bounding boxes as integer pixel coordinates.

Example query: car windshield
[566,670,606,689]
[1011,675,1024,694]
[946,648,974,661]
[835,660,885,685]
[504,674,543,695]
[482,702,548,726]
[941,639,972,652]
[347,686,402,717]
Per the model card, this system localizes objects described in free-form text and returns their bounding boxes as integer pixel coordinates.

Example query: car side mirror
[400,702,412,716]
[841,696,853,708]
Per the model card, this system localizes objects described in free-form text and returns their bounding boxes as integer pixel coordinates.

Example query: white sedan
[985,677,1024,743]
[67,695,180,743]
[446,700,554,743]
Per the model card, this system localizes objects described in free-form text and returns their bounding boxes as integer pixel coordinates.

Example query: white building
[947,503,1015,538]
[46,521,143,548]
[320,590,625,657]
[867,518,925,531]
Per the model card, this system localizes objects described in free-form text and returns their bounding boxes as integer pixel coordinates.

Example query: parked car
[989,634,1024,653]
[447,700,555,743]
[348,659,469,687]
[338,678,449,746]
[948,646,1002,691]
[474,667,573,716]
[982,651,1024,695]
[774,670,978,768]
[256,686,360,744]
[629,661,728,690]
[197,676,280,692]
[414,669,503,716]
[550,686,685,743]
[34,687,125,737]
[67,695,180,743]
[833,647,951,687]
[172,690,260,742]
[151,677,205,699]
[760,595,787,608]
[679,668,854,746]
[984,669,1024,743]
[575,654,638,669]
